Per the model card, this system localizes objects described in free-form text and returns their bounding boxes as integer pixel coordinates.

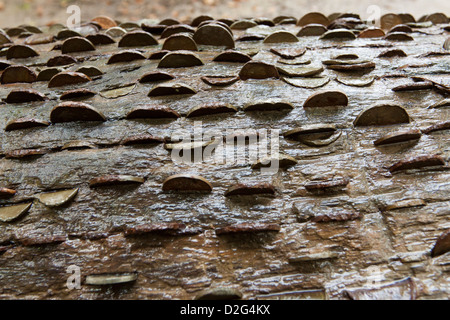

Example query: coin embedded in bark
[215,223,280,235]
[244,101,294,112]
[201,75,239,86]
[107,49,146,64]
[335,53,359,59]
[388,25,413,33]
[431,230,450,257]
[422,121,450,134]
[6,89,46,103]
[0,203,32,222]
[161,24,195,38]
[85,272,137,286]
[274,15,297,24]
[224,183,276,197]
[187,103,237,118]
[296,24,327,36]
[6,44,39,59]
[142,22,170,34]
[283,76,330,89]
[0,188,16,198]
[162,33,198,51]
[56,29,82,40]
[384,32,414,41]
[60,88,96,100]
[126,105,180,119]
[157,18,181,26]
[270,48,306,59]
[61,140,96,151]
[303,91,348,108]
[373,129,421,146]
[335,54,359,60]
[251,153,297,169]
[263,31,298,43]
[24,34,54,45]
[76,66,103,78]
[425,12,449,24]
[389,155,445,173]
[0,61,11,71]
[284,124,336,139]
[406,19,435,27]
[119,22,140,30]
[191,15,214,27]
[164,140,215,151]
[48,72,91,88]
[47,54,77,67]
[148,50,169,60]
[354,104,410,126]
[1,66,37,84]
[357,28,385,38]
[37,68,61,81]
[37,188,78,207]
[297,12,330,26]
[284,124,341,146]
[278,58,311,65]
[0,32,12,45]
[195,288,243,300]
[322,58,367,65]
[326,61,376,71]
[6,27,26,37]
[158,51,203,68]
[301,132,341,147]
[320,29,356,40]
[162,174,212,192]
[118,30,158,47]
[398,13,416,24]
[428,99,450,109]
[213,50,251,63]
[380,13,403,30]
[392,81,433,91]
[277,65,323,77]
[148,83,196,97]
[86,34,115,45]
[92,16,117,29]
[239,61,279,80]
[61,37,96,54]
[378,49,407,58]
[50,102,106,123]
[139,71,175,83]
[105,26,126,38]
[236,34,265,42]
[5,118,50,131]
[336,76,375,87]
[89,175,144,187]
[193,24,235,48]
[230,20,257,30]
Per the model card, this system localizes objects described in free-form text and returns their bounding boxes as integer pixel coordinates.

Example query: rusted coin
[239,61,279,80]
[50,101,106,123]
[303,91,348,108]
[48,71,91,88]
[162,174,212,192]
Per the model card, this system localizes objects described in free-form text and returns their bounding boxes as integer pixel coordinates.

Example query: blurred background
[0,0,448,27]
